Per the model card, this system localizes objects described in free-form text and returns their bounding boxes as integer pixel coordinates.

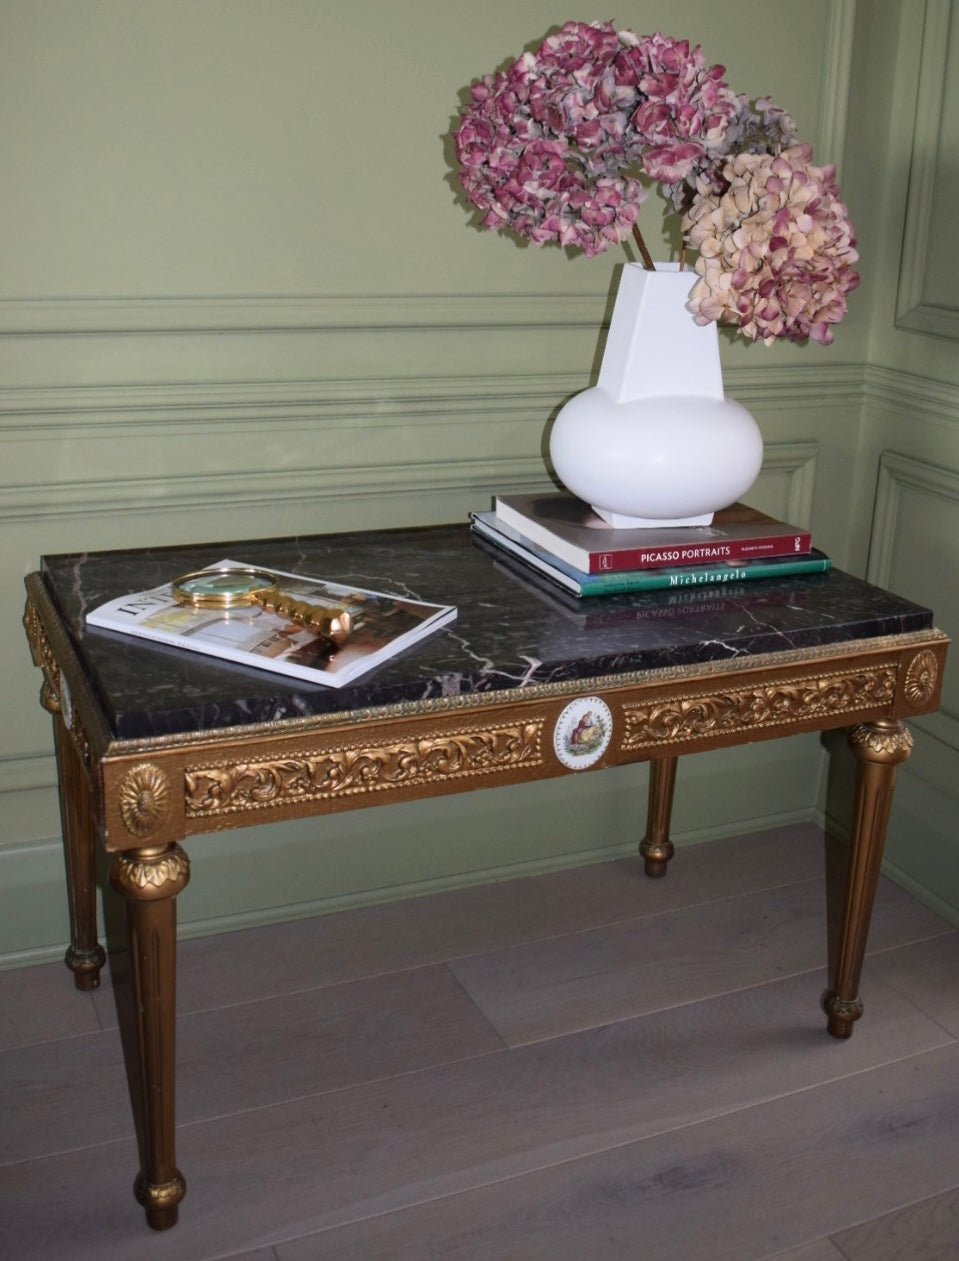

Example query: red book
[493,493,812,575]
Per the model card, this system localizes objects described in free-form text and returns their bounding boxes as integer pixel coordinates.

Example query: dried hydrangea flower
[454,21,735,258]
[683,144,860,344]
[627,34,740,204]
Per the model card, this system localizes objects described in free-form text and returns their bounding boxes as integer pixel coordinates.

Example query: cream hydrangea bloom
[683,144,859,344]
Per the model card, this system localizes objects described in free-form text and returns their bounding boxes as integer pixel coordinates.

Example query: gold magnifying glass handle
[249,591,353,645]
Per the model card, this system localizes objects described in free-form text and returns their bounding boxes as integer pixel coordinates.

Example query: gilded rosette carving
[622,667,897,749]
[186,720,544,817]
[118,763,172,838]
[904,648,938,707]
[110,844,190,901]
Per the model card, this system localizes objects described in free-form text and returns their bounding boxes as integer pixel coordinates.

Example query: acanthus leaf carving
[185,721,544,817]
[110,844,190,900]
[622,667,897,748]
[848,722,914,762]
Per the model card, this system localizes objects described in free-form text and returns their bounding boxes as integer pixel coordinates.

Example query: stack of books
[470,493,830,598]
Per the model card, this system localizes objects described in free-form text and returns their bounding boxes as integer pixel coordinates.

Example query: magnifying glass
[171,567,354,647]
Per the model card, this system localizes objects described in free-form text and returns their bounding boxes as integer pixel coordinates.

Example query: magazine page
[85,559,457,688]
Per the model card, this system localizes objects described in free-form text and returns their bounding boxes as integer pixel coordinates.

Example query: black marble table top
[39,523,934,741]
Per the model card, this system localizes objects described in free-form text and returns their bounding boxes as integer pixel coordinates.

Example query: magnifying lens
[171,567,354,647]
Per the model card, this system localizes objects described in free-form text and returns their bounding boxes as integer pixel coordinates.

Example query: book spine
[579,554,830,596]
[588,532,812,573]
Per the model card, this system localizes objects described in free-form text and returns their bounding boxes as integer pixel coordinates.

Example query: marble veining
[39,523,934,740]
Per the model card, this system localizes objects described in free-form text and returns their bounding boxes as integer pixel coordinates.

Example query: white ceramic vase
[548,262,764,528]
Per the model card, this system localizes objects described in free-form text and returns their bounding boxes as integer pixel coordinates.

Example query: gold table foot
[639,837,674,878]
[640,756,678,878]
[135,1170,187,1231]
[64,942,107,991]
[823,991,864,1040]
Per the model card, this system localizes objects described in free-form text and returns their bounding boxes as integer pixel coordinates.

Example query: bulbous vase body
[549,264,764,528]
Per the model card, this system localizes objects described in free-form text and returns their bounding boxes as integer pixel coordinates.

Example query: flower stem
[631,223,656,271]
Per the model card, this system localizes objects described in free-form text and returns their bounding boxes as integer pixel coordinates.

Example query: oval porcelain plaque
[553,696,613,770]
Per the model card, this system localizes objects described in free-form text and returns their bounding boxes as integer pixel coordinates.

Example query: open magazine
[85,559,457,688]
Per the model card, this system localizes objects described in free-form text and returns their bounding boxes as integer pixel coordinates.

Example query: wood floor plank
[0,959,100,1051]
[449,876,949,1045]
[0,964,503,1165]
[0,969,948,1261]
[212,1251,277,1261]
[273,1042,959,1261]
[868,933,959,1038]
[762,1242,847,1260]
[831,1185,959,1259]
[90,823,828,1025]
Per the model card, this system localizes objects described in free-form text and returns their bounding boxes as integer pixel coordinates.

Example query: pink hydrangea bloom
[628,35,740,197]
[457,22,660,256]
[683,144,860,344]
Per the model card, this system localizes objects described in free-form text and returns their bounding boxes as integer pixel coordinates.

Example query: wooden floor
[3,821,959,1260]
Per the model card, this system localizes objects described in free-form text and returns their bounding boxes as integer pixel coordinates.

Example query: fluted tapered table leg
[640,755,678,878]
[110,844,191,1230]
[824,719,914,1039]
[52,713,106,990]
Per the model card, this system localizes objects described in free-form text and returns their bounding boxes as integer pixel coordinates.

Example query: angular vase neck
[598,263,724,403]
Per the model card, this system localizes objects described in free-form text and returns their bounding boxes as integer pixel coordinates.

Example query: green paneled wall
[831,0,959,920]
[2,0,958,966]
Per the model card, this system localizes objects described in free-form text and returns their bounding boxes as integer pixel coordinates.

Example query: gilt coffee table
[23,522,949,1230]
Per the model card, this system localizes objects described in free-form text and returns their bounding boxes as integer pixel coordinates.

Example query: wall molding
[1,440,820,526]
[1,456,552,523]
[895,0,959,340]
[864,363,959,428]
[0,372,582,436]
[868,448,959,748]
[0,753,58,796]
[0,359,853,522]
[761,442,819,527]
[0,363,866,436]
[819,0,858,169]
[0,293,613,337]
[869,450,959,587]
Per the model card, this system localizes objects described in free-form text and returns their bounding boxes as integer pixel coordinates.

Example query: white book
[86,559,456,688]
